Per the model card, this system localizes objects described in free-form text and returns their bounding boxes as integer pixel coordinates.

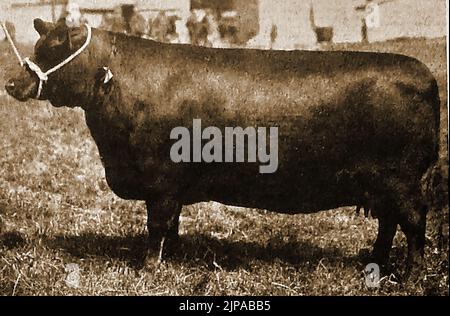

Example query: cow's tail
[421,156,448,250]
[427,78,441,162]
[421,159,446,212]
[420,78,446,214]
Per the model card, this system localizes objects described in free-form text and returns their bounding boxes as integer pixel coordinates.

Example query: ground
[0,37,448,296]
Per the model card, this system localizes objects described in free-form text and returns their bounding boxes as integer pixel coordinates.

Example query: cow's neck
[81,31,141,151]
[46,29,118,109]
[85,32,164,120]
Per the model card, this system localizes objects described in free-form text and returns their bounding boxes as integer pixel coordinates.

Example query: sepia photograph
[0,0,448,298]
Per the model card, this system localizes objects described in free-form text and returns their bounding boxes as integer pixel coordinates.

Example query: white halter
[1,22,92,99]
[26,23,92,99]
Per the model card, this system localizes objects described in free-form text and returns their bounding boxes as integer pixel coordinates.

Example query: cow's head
[5,19,96,107]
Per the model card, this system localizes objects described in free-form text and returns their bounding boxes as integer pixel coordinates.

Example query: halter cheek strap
[1,22,92,99]
[22,57,48,99]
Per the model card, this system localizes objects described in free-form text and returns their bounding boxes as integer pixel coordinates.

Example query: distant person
[205,10,221,48]
[270,24,278,49]
[100,13,114,31]
[150,11,170,43]
[361,17,368,44]
[129,7,146,37]
[197,11,212,47]
[100,7,122,33]
[61,2,88,28]
[166,15,182,43]
[218,11,239,47]
[355,0,383,43]
[107,7,126,34]
[186,10,198,45]
[186,9,211,46]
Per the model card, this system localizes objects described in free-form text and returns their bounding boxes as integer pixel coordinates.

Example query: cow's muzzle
[5,77,38,102]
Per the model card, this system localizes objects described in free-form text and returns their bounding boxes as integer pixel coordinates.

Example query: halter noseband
[1,22,92,99]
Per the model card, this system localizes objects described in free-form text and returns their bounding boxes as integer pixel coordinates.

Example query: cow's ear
[34,19,54,36]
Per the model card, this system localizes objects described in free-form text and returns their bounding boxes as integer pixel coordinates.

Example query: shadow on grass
[43,233,148,268]
[41,232,367,271]
[0,231,27,249]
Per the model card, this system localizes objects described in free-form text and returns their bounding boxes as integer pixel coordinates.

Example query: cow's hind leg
[145,199,181,266]
[381,181,428,283]
[398,203,427,283]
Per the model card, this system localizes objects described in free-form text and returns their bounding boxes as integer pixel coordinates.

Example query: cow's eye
[48,39,64,49]
[36,43,64,62]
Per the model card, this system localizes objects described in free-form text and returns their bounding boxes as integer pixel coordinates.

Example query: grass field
[0,37,448,296]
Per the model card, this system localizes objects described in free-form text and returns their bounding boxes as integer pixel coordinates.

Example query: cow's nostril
[6,80,15,88]
[5,81,15,94]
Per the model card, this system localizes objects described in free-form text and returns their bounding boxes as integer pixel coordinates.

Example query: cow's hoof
[403,274,425,294]
[402,264,425,289]
[143,235,180,269]
[360,249,392,274]
[358,248,372,261]
[163,235,181,257]
[143,251,163,269]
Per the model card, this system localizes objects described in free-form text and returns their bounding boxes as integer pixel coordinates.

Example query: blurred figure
[129,7,146,37]
[100,13,115,31]
[186,10,198,45]
[206,10,221,48]
[100,6,126,34]
[361,17,368,44]
[270,24,278,50]
[61,2,88,27]
[355,0,382,43]
[150,11,170,43]
[197,10,211,47]
[186,9,211,46]
[218,11,239,47]
[166,15,182,43]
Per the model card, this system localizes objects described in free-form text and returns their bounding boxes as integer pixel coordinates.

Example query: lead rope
[1,22,92,99]
[1,21,24,66]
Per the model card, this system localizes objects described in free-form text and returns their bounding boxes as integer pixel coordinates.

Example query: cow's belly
[102,157,358,213]
[102,163,148,200]
[180,162,356,213]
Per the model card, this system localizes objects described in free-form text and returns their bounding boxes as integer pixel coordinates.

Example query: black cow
[5,20,441,279]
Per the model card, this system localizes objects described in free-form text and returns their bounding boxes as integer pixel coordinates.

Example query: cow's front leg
[372,212,398,267]
[145,198,181,266]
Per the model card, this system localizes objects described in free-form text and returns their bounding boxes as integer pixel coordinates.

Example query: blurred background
[0,0,447,49]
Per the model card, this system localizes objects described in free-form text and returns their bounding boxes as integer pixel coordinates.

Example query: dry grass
[0,37,448,296]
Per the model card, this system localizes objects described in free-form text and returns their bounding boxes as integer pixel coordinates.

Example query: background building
[249,0,447,49]
[1,0,447,47]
